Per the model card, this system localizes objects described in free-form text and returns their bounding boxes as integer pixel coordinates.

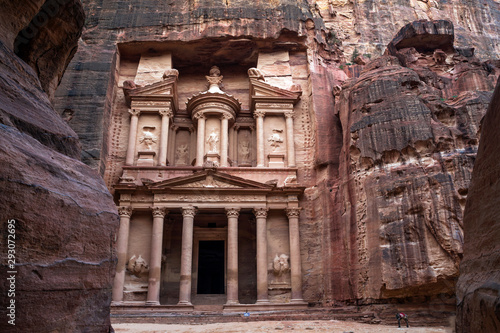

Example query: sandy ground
[113,320,454,333]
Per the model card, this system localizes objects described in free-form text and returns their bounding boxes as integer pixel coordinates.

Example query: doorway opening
[197,240,225,294]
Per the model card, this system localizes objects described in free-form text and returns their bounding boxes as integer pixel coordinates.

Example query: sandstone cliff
[0,1,118,332]
[456,78,500,332]
[53,0,500,312]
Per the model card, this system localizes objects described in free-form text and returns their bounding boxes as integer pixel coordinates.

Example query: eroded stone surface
[456,79,500,332]
[0,1,118,332]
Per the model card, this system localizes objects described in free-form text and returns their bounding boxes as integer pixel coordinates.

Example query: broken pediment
[123,73,179,110]
[148,170,275,191]
[249,74,302,110]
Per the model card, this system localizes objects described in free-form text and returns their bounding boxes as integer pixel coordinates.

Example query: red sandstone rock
[456,78,500,332]
[0,1,118,332]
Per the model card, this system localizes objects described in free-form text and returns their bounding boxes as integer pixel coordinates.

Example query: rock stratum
[0,1,118,332]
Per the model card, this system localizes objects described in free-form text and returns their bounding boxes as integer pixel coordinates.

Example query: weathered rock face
[456,79,500,332]
[332,20,498,302]
[0,1,118,332]
[314,0,500,61]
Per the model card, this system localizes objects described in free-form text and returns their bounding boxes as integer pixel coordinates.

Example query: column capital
[182,206,197,218]
[159,108,173,118]
[221,112,233,120]
[253,110,266,118]
[284,110,295,118]
[118,206,133,217]
[128,109,141,117]
[285,207,301,218]
[151,206,168,218]
[226,207,240,218]
[253,207,269,218]
[193,112,206,120]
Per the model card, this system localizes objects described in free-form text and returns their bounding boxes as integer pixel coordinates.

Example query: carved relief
[175,144,189,165]
[273,254,290,277]
[239,139,251,162]
[284,175,297,186]
[248,67,265,80]
[139,126,157,150]
[206,65,224,90]
[207,128,220,153]
[268,129,284,151]
[174,176,242,189]
[127,254,149,277]
[162,68,179,80]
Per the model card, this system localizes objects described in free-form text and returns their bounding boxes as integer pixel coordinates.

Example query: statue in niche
[175,144,189,165]
[127,254,149,277]
[273,254,290,277]
[268,129,284,152]
[240,140,251,162]
[207,128,219,153]
[139,126,157,150]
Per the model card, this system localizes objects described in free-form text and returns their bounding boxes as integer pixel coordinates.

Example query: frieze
[255,103,294,110]
[155,194,265,203]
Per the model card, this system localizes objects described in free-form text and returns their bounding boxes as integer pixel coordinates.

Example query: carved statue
[139,126,157,150]
[284,175,297,186]
[268,129,284,151]
[207,128,219,153]
[248,67,265,81]
[273,254,290,277]
[240,140,251,161]
[176,144,189,165]
[127,254,149,277]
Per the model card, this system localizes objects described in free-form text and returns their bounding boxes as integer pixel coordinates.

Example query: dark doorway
[197,240,225,294]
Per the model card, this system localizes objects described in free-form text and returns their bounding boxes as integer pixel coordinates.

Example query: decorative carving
[139,126,157,150]
[285,207,301,218]
[273,254,290,276]
[175,144,189,165]
[221,113,233,120]
[182,206,197,218]
[255,103,294,109]
[119,176,135,184]
[156,193,263,203]
[158,108,173,118]
[128,109,141,117]
[284,175,297,186]
[207,128,220,153]
[123,80,139,90]
[253,207,269,218]
[226,207,240,218]
[127,254,149,276]
[162,68,179,80]
[202,160,219,168]
[253,110,266,118]
[193,112,206,120]
[268,129,284,151]
[206,65,224,90]
[118,206,132,217]
[284,110,295,119]
[174,176,241,189]
[248,67,265,80]
[151,206,167,218]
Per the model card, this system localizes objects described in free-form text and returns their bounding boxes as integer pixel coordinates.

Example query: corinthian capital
[151,206,168,218]
[182,206,197,218]
[285,207,301,218]
[253,110,266,118]
[118,206,133,217]
[253,207,268,219]
[159,108,173,118]
[128,109,141,117]
[226,207,240,218]
[284,110,295,119]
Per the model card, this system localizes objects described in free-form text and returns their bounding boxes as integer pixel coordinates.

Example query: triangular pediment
[128,77,177,97]
[250,78,302,101]
[148,170,275,191]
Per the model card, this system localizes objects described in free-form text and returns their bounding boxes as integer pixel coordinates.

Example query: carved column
[158,108,173,166]
[146,207,167,305]
[225,208,240,304]
[220,114,231,167]
[125,109,140,165]
[178,206,196,305]
[195,114,206,167]
[112,206,132,303]
[284,110,296,167]
[286,208,304,302]
[254,207,269,303]
[254,110,266,167]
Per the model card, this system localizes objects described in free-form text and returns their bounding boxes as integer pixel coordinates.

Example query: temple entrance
[197,240,225,294]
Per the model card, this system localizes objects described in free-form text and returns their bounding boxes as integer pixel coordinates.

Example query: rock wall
[0,1,118,332]
[332,20,497,303]
[53,0,500,310]
[456,78,500,332]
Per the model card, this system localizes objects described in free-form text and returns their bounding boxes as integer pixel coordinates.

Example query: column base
[111,301,123,306]
[224,300,240,306]
[145,301,160,306]
[291,298,307,304]
[255,299,270,304]
[177,301,193,306]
